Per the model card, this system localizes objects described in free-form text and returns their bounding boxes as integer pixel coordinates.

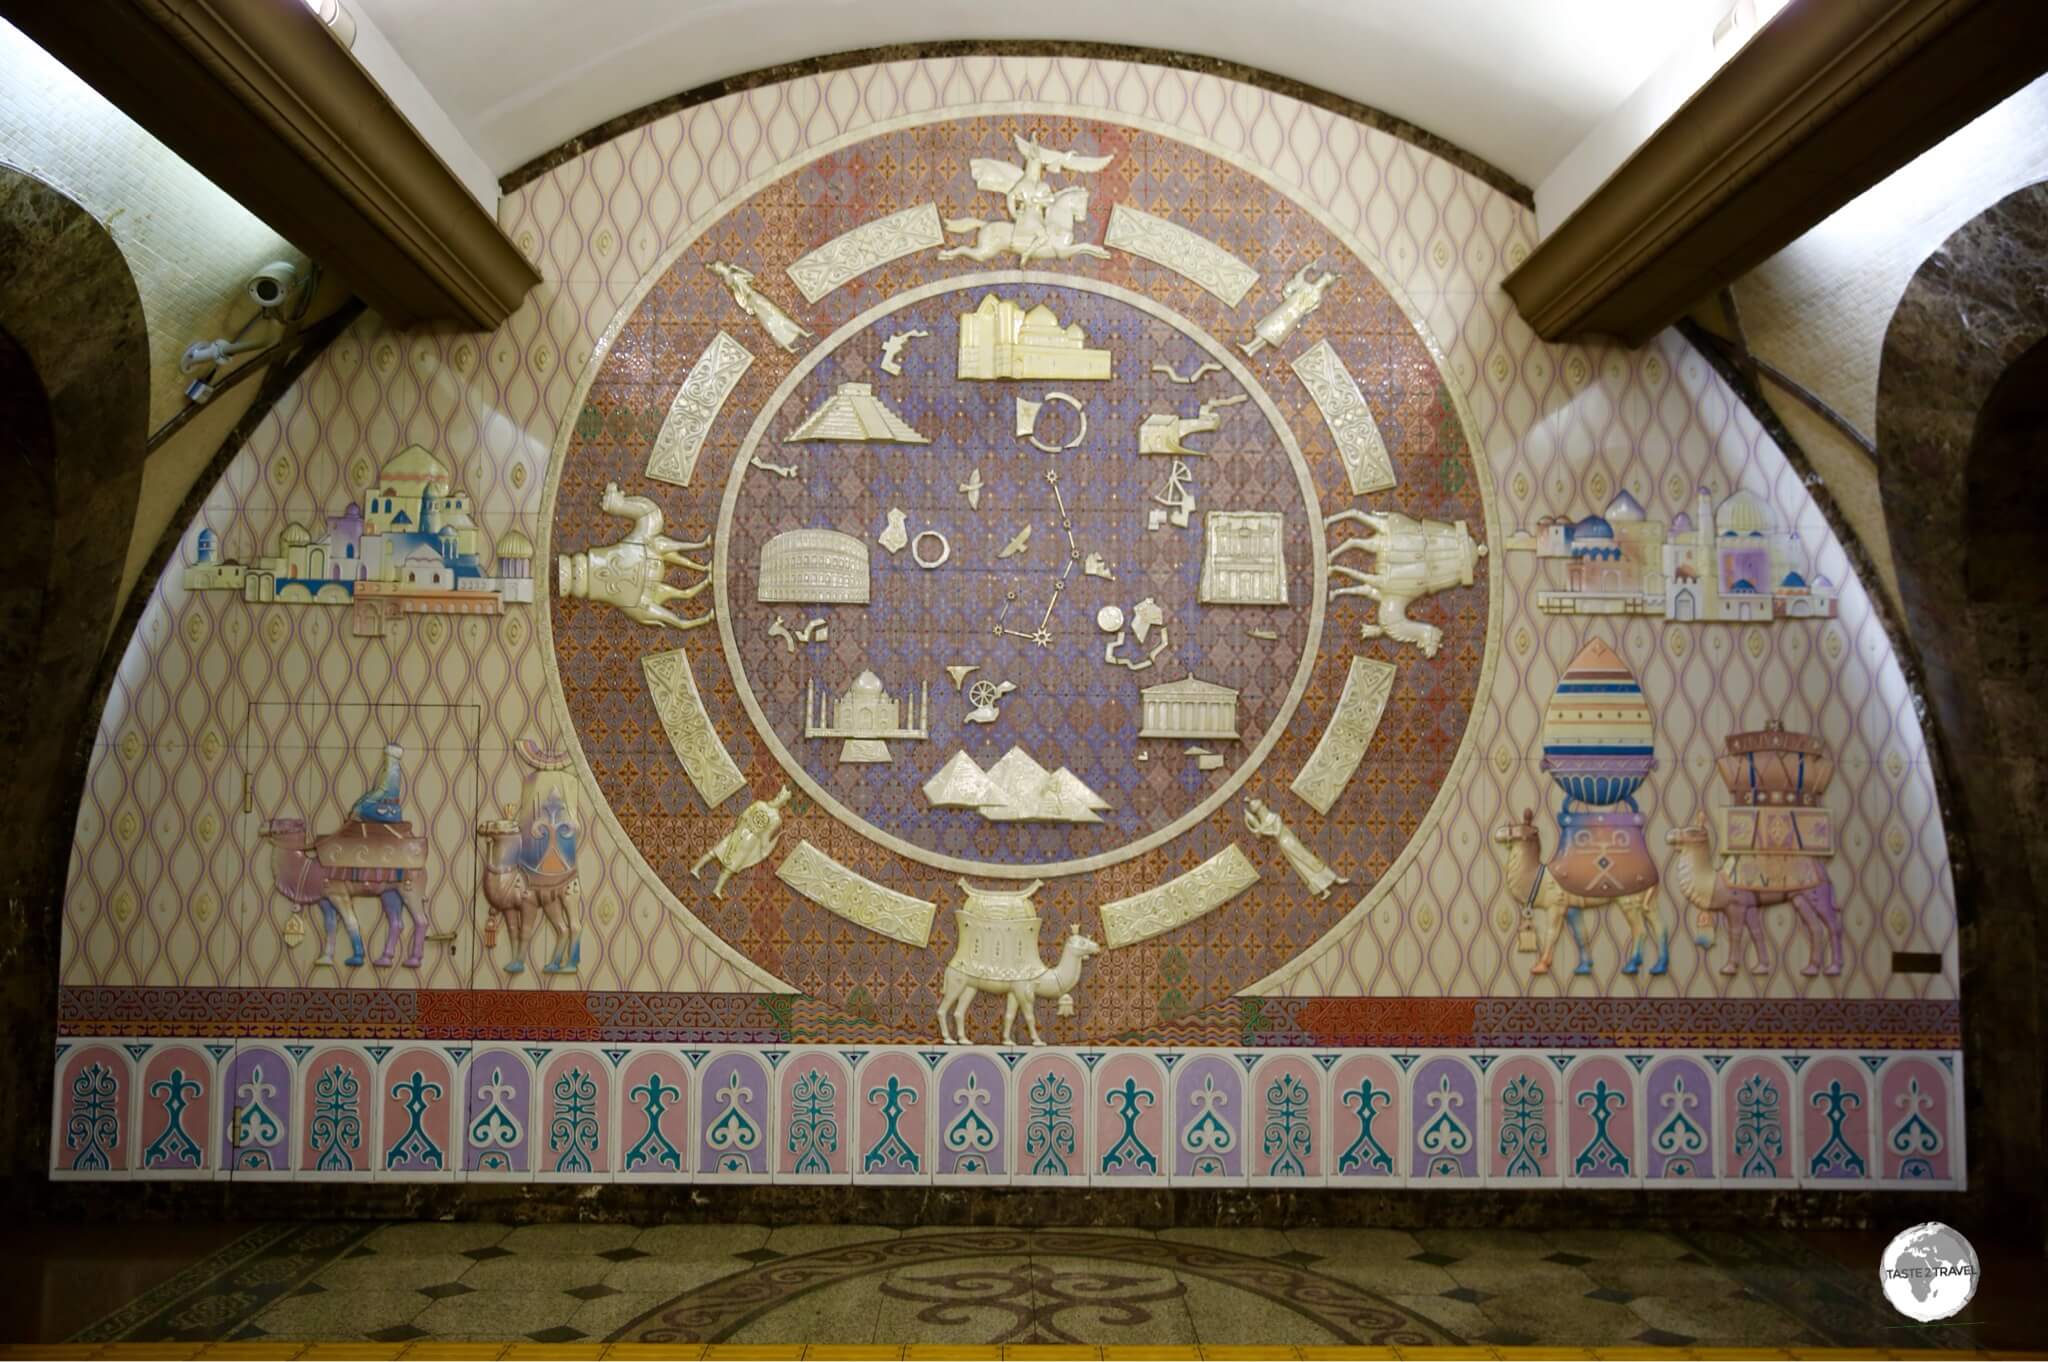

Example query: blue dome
[1571,515,1614,540]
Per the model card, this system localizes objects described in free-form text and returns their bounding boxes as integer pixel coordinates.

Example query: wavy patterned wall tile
[61,56,1952,1034]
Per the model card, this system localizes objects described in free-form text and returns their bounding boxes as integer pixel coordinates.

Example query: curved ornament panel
[545,117,1493,1039]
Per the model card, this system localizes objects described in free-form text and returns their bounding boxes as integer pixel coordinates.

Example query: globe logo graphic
[1880,1221,1979,1322]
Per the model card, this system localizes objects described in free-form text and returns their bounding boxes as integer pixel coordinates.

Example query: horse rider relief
[939,136,1115,265]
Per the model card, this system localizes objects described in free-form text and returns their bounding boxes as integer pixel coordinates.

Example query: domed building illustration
[181,444,533,635]
[1506,486,1836,622]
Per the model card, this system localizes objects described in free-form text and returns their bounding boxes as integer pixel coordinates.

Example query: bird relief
[938,136,1115,265]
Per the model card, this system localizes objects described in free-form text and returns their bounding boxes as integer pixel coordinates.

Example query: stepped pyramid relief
[923,746,1111,823]
[783,382,930,443]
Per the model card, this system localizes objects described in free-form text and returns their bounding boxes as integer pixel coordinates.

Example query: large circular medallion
[544,113,1494,1040]
[714,273,1325,877]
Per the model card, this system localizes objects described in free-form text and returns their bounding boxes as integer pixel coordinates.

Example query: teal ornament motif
[623,1072,683,1173]
[1572,1077,1630,1176]
[786,1067,840,1176]
[308,1064,362,1173]
[142,1067,204,1171]
[1651,1073,1707,1177]
[1024,1069,1076,1177]
[549,1066,600,1174]
[467,1067,524,1172]
[1100,1075,1158,1174]
[66,1061,120,1173]
[233,1064,284,1170]
[862,1073,921,1174]
[1260,1071,1312,1178]
[1807,1078,1866,1178]
[385,1070,447,1169]
[705,1068,762,1174]
[1887,1076,1942,1179]
[1732,1072,1784,1178]
[942,1070,998,1173]
[1180,1072,1234,1176]
[1417,1074,1472,1177]
[1496,1072,1549,1178]
[1337,1075,1394,1175]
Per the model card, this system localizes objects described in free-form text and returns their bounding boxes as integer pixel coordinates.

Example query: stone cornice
[1504,0,2048,344]
[4,0,538,329]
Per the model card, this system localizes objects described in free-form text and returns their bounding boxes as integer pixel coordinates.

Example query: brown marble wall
[1876,179,2048,1246]
[0,166,150,1197]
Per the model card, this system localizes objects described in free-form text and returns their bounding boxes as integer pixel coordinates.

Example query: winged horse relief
[939,136,1115,265]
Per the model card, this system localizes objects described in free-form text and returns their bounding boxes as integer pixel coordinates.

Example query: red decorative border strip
[59,987,1959,1049]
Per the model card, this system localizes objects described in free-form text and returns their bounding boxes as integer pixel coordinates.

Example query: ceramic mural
[51,54,1959,1187]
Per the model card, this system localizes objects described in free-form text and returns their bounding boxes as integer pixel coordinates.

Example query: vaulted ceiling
[352,0,1725,185]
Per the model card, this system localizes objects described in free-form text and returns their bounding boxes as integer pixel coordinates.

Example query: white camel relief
[556,481,714,631]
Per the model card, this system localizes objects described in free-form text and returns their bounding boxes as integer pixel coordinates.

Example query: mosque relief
[56,67,1956,1188]
[1503,486,1838,623]
[181,443,534,638]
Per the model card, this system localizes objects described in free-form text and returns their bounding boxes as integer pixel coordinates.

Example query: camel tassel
[1057,993,1075,1017]
[482,914,499,948]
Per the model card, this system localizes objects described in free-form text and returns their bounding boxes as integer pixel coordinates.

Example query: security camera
[247,260,299,309]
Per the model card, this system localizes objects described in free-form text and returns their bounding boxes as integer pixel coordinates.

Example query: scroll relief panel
[546,117,1494,1045]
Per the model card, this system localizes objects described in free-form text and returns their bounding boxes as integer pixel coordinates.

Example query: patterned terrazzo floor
[3,1222,2034,1355]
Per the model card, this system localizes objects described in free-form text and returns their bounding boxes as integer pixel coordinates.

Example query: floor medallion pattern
[609,1229,1452,1345]
[44,1220,2010,1351]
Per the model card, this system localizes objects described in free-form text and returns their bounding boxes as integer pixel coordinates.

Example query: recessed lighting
[300,0,357,51]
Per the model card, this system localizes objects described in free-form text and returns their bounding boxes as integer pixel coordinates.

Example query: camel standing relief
[474,737,586,975]
[1492,810,1668,976]
[557,481,714,631]
[937,880,1100,1046]
[1492,639,1669,978]
[1664,721,1844,977]
[259,743,426,970]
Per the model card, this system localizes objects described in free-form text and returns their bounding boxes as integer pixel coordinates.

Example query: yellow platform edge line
[0,1347,2022,1362]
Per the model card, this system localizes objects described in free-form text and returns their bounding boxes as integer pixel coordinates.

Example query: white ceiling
[351,0,1726,188]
